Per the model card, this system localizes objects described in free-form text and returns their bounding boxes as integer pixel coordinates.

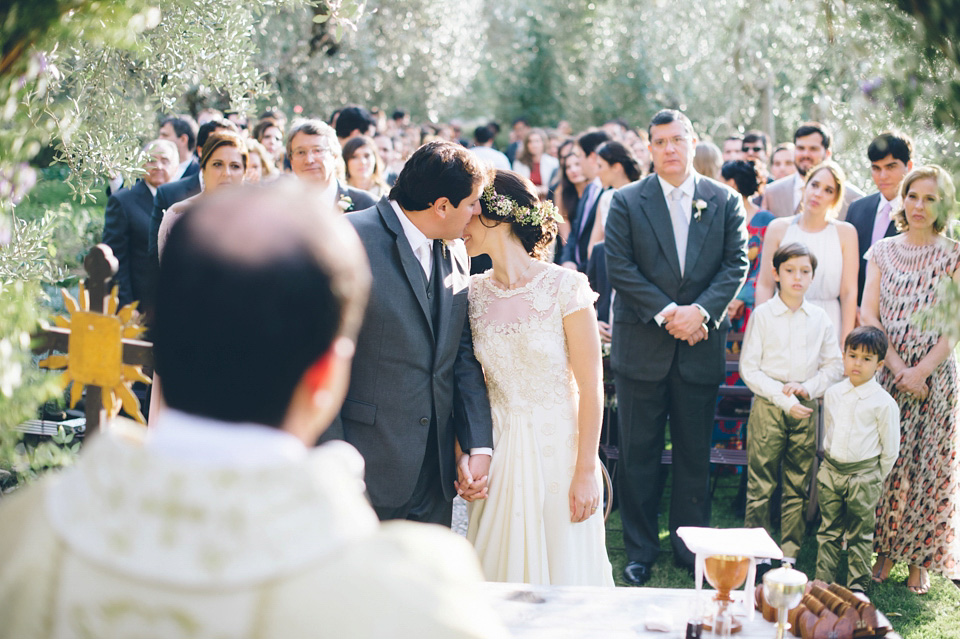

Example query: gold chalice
[762,564,807,639]
[703,555,751,634]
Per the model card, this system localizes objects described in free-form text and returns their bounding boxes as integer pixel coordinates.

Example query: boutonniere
[692,199,708,222]
[338,194,354,212]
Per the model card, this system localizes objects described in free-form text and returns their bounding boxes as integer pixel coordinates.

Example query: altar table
[483,583,901,639]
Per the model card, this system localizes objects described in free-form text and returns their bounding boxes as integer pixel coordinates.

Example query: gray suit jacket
[326,198,493,508]
[605,174,749,385]
[763,172,864,220]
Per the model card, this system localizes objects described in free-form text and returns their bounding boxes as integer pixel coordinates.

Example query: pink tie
[871,202,892,247]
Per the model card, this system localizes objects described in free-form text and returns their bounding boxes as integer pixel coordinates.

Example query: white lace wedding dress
[465,262,614,586]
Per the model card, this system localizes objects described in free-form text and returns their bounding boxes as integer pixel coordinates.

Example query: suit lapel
[377,201,434,333]
[640,176,682,281]
[684,176,717,277]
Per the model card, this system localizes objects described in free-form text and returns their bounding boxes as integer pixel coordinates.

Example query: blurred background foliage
[1,0,959,482]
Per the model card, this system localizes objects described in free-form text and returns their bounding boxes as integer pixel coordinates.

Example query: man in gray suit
[324,141,494,526]
[606,109,749,585]
[762,122,863,220]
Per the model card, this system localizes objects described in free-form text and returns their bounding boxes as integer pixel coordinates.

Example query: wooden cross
[34,244,153,436]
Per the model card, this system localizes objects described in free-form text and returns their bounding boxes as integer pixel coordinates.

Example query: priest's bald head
[153,181,370,438]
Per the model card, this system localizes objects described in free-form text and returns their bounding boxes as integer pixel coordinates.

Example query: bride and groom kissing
[321,140,614,586]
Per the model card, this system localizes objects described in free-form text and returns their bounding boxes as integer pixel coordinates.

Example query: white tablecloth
[483,583,900,639]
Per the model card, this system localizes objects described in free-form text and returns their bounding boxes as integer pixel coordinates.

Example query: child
[740,242,843,561]
[816,326,900,591]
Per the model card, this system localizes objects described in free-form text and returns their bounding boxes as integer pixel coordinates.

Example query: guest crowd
[89,100,960,602]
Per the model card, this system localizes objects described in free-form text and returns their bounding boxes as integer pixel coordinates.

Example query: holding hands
[455,452,490,502]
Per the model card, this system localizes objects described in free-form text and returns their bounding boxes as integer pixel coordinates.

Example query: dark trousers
[373,418,453,527]
[616,359,719,567]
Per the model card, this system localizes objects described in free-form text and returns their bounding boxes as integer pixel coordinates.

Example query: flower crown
[482,185,562,227]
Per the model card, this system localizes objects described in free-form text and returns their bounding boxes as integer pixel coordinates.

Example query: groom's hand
[664,305,706,341]
[455,453,490,502]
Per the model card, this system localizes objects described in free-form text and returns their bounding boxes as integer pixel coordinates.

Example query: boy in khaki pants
[816,326,899,592]
[740,242,843,562]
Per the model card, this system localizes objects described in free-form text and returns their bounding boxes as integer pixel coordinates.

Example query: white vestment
[0,416,506,639]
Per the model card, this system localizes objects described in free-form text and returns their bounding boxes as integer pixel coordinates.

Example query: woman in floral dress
[862,165,960,594]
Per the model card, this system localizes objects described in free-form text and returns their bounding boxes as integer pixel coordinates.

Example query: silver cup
[762,565,807,639]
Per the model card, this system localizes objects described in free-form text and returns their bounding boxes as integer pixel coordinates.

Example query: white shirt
[146,408,307,468]
[739,293,844,411]
[791,172,804,213]
[392,199,433,278]
[173,157,193,181]
[822,378,900,477]
[470,146,511,171]
[653,172,710,325]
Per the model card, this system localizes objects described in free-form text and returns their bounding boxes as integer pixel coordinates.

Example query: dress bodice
[468,264,597,413]
[781,218,843,303]
[868,235,960,349]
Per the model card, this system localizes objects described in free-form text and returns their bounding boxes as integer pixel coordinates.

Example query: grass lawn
[604,467,960,639]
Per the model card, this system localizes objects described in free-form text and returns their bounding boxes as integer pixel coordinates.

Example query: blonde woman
[756,161,859,344]
[861,165,960,595]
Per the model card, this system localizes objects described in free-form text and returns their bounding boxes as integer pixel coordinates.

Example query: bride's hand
[569,469,601,523]
[455,453,489,502]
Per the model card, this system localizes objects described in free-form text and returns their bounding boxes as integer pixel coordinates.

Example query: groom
[323,141,494,525]
[605,109,748,584]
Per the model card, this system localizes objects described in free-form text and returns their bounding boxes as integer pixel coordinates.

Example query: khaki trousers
[815,455,882,590]
[744,395,817,559]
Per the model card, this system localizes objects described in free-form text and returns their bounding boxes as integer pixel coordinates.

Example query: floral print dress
[869,236,960,577]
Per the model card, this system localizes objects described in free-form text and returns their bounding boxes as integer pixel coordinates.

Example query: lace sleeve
[559,269,599,318]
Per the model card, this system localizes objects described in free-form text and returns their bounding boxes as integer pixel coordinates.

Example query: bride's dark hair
[479,170,558,261]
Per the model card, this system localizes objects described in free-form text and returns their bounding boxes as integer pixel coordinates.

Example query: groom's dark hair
[390,140,489,211]
[648,109,695,138]
[154,181,370,428]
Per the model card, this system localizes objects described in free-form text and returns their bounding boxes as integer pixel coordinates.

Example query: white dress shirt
[653,173,710,325]
[173,157,193,181]
[392,199,433,278]
[740,293,844,411]
[822,378,900,477]
[791,172,804,213]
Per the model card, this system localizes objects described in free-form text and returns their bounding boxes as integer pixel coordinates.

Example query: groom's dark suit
[605,174,748,566]
[323,198,493,525]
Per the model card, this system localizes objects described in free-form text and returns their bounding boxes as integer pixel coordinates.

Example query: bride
[460,169,614,586]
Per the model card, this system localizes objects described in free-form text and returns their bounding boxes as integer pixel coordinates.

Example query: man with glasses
[606,109,749,585]
[287,119,376,213]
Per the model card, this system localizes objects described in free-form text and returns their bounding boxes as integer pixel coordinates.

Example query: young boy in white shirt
[740,242,844,562]
[816,326,900,592]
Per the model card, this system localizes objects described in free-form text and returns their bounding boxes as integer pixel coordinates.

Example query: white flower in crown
[692,199,708,222]
[338,194,354,212]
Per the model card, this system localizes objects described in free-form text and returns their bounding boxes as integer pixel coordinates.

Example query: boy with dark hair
[816,325,900,592]
[740,242,844,562]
